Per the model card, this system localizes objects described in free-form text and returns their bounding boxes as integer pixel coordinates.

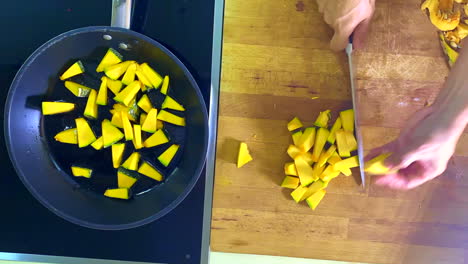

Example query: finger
[352,17,372,50]
[375,173,409,189]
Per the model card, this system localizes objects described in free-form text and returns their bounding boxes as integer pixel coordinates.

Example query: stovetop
[0,0,223,263]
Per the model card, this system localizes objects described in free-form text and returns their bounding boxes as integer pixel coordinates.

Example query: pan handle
[111,0,132,29]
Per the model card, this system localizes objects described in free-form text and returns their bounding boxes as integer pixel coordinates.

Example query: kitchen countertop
[211,0,468,263]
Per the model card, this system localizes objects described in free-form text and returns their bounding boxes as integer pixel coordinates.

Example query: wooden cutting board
[211,0,468,263]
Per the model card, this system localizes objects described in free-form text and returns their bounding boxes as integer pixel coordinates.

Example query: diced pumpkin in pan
[96,77,108,106]
[334,155,359,172]
[121,63,137,85]
[306,189,326,210]
[284,162,298,176]
[75,118,96,148]
[105,60,134,80]
[117,169,138,188]
[336,130,351,157]
[102,119,124,147]
[291,131,302,146]
[54,128,78,144]
[42,102,75,115]
[60,61,84,80]
[340,109,354,132]
[161,96,185,111]
[143,129,169,148]
[121,111,133,141]
[83,89,98,119]
[140,63,163,88]
[96,48,122,72]
[127,100,140,122]
[317,145,337,167]
[91,136,104,150]
[160,75,169,94]
[312,128,329,162]
[106,78,123,94]
[327,117,342,144]
[158,144,180,167]
[320,165,340,181]
[314,110,331,128]
[157,120,164,130]
[281,176,299,189]
[294,158,315,186]
[114,80,141,106]
[111,111,123,128]
[135,66,153,88]
[104,188,131,200]
[365,153,395,175]
[297,127,315,152]
[291,185,308,203]
[71,166,92,178]
[64,81,91,97]
[138,161,163,181]
[287,117,303,131]
[142,108,158,133]
[157,110,185,126]
[132,125,143,149]
[345,131,358,152]
[237,142,253,168]
[140,113,147,126]
[122,152,140,171]
[137,94,153,113]
[112,143,125,168]
[299,179,328,202]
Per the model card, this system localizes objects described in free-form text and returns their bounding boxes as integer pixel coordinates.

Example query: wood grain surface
[211,0,468,263]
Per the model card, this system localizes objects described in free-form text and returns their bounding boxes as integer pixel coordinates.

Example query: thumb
[352,17,372,50]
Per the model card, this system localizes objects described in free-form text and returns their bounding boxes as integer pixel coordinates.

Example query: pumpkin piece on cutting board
[104,188,131,200]
[137,94,153,113]
[140,63,163,88]
[96,48,122,72]
[142,108,158,133]
[312,127,329,162]
[121,62,137,85]
[96,77,108,106]
[144,129,169,148]
[54,128,78,144]
[83,89,98,119]
[299,179,328,202]
[287,117,303,131]
[284,162,298,176]
[335,129,351,157]
[111,143,126,169]
[340,109,354,132]
[64,81,91,97]
[161,96,185,111]
[237,142,253,168]
[344,131,358,152]
[104,60,134,80]
[294,158,315,187]
[102,119,124,147]
[334,156,359,172]
[121,152,140,171]
[91,136,104,150]
[117,169,138,188]
[327,117,342,144]
[306,189,326,210]
[320,165,341,181]
[312,162,326,180]
[71,166,93,178]
[60,60,85,80]
[314,110,331,128]
[421,0,461,31]
[317,145,337,167]
[75,118,96,148]
[291,130,302,146]
[160,75,170,94]
[297,127,316,152]
[365,153,396,175]
[138,161,164,181]
[42,102,75,115]
[281,176,300,189]
[114,80,141,106]
[157,110,185,126]
[291,185,308,203]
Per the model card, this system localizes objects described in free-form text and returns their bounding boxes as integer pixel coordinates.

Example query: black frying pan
[3,0,208,230]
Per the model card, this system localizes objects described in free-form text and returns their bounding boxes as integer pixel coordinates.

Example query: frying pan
[4,0,208,230]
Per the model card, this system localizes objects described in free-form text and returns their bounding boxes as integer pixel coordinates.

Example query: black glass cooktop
[0,0,221,263]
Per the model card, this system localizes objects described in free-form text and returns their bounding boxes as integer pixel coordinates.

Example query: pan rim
[4,26,209,230]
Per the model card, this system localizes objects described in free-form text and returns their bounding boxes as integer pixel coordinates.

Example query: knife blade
[345,37,366,188]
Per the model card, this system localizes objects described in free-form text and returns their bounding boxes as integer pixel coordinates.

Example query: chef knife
[345,36,366,188]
